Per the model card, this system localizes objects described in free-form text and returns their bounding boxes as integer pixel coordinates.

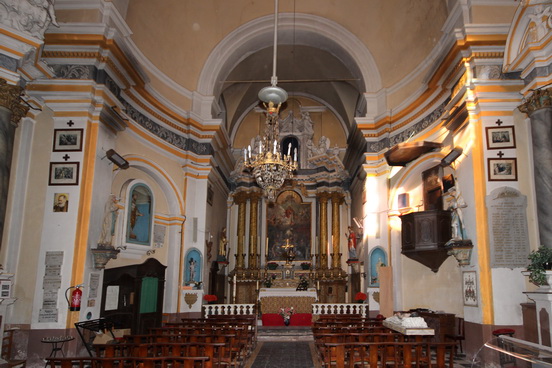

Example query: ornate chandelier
[243,0,297,201]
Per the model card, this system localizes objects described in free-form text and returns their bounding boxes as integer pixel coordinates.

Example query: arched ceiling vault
[198,13,381,140]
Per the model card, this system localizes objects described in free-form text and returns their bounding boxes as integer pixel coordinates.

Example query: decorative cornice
[0,79,29,125]
[518,87,552,115]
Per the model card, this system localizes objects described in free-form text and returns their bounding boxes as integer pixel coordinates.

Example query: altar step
[257,326,314,342]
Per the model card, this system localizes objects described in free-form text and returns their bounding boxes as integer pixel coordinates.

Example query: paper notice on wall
[154,224,166,248]
[105,285,119,311]
[88,273,100,299]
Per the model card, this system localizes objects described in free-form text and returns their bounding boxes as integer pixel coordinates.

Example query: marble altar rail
[312,303,369,318]
[203,303,256,317]
[203,303,369,318]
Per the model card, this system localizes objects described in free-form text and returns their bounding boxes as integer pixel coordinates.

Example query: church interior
[0,0,551,366]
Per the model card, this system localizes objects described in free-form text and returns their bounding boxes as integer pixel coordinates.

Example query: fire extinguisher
[65,284,84,311]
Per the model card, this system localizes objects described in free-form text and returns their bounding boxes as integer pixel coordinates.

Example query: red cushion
[262,313,284,326]
[261,313,312,326]
[290,313,312,326]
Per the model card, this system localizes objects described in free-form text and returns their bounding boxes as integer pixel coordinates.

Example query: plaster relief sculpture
[0,0,59,39]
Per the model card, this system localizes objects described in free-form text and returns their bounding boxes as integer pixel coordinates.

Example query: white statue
[528,5,551,42]
[98,194,119,247]
[0,0,59,40]
[444,186,467,240]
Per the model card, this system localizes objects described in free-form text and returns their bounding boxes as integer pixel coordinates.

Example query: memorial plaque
[39,308,58,323]
[487,187,530,268]
[43,275,62,290]
[45,251,63,266]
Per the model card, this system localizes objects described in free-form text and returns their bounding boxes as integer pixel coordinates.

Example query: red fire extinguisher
[66,284,84,311]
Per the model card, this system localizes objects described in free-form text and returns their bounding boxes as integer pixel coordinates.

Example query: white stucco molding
[503,1,552,75]
[197,13,382,116]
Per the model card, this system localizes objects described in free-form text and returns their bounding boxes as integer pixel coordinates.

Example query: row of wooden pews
[313,314,456,368]
[46,315,257,368]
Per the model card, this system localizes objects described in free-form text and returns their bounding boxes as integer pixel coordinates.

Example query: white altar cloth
[258,287,318,301]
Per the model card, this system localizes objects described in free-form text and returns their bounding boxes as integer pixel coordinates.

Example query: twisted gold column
[234,192,248,269]
[331,192,344,269]
[317,192,330,269]
[248,192,261,269]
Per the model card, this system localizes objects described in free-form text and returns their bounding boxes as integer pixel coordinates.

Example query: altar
[259,287,318,326]
[258,287,318,301]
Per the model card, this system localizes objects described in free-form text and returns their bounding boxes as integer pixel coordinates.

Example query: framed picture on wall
[48,162,80,186]
[488,158,517,181]
[462,271,478,306]
[53,129,83,152]
[485,126,516,150]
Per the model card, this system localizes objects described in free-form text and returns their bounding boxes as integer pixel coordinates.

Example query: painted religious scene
[266,190,311,262]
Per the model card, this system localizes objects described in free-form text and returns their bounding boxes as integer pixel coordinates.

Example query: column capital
[330,192,345,204]
[519,87,552,116]
[233,191,249,205]
[0,79,29,126]
[317,191,331,202]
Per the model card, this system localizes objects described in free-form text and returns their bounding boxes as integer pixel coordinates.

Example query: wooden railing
[312,303,369,317]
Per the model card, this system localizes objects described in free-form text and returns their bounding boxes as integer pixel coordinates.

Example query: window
[126,184,153,245]
[281,136,299,162]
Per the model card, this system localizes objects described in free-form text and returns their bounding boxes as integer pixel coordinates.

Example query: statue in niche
[217,227,228,262]
[0,0,59,39]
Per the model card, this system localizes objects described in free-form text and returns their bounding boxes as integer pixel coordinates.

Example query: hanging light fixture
[244,0,297,201]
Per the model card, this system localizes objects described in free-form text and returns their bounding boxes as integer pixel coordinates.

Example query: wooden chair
[2,328,26,368]
[444,317,465,355]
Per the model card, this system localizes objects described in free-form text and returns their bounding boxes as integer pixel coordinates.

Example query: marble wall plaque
[487,187,530,268]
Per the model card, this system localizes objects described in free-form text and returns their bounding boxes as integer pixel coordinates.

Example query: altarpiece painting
[266,190,311,262]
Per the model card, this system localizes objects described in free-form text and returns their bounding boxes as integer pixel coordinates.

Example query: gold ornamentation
[0,79,29,126]
[184,293,198,309]
[372,292,380,303]
[518,88,552,115]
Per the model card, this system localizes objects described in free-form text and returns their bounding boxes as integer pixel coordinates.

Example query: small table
[41,336,74,358]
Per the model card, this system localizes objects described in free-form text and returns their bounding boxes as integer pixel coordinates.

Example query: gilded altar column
[234,192,248,269]
[248,192,261,269]
[318,192,331,269]
[519,89,552,248]
[331,192,344,269]
[0,79,29,250]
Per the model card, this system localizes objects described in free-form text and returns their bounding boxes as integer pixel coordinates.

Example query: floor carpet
[245,341,318,368]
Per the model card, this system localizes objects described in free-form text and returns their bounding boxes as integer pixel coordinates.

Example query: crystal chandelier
[243,0,297,201]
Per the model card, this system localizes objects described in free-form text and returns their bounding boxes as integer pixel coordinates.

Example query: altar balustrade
[203,303,256,317]
[312,303,369,318]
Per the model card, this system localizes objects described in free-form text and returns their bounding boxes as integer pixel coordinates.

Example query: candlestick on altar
[232,274,237,303]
